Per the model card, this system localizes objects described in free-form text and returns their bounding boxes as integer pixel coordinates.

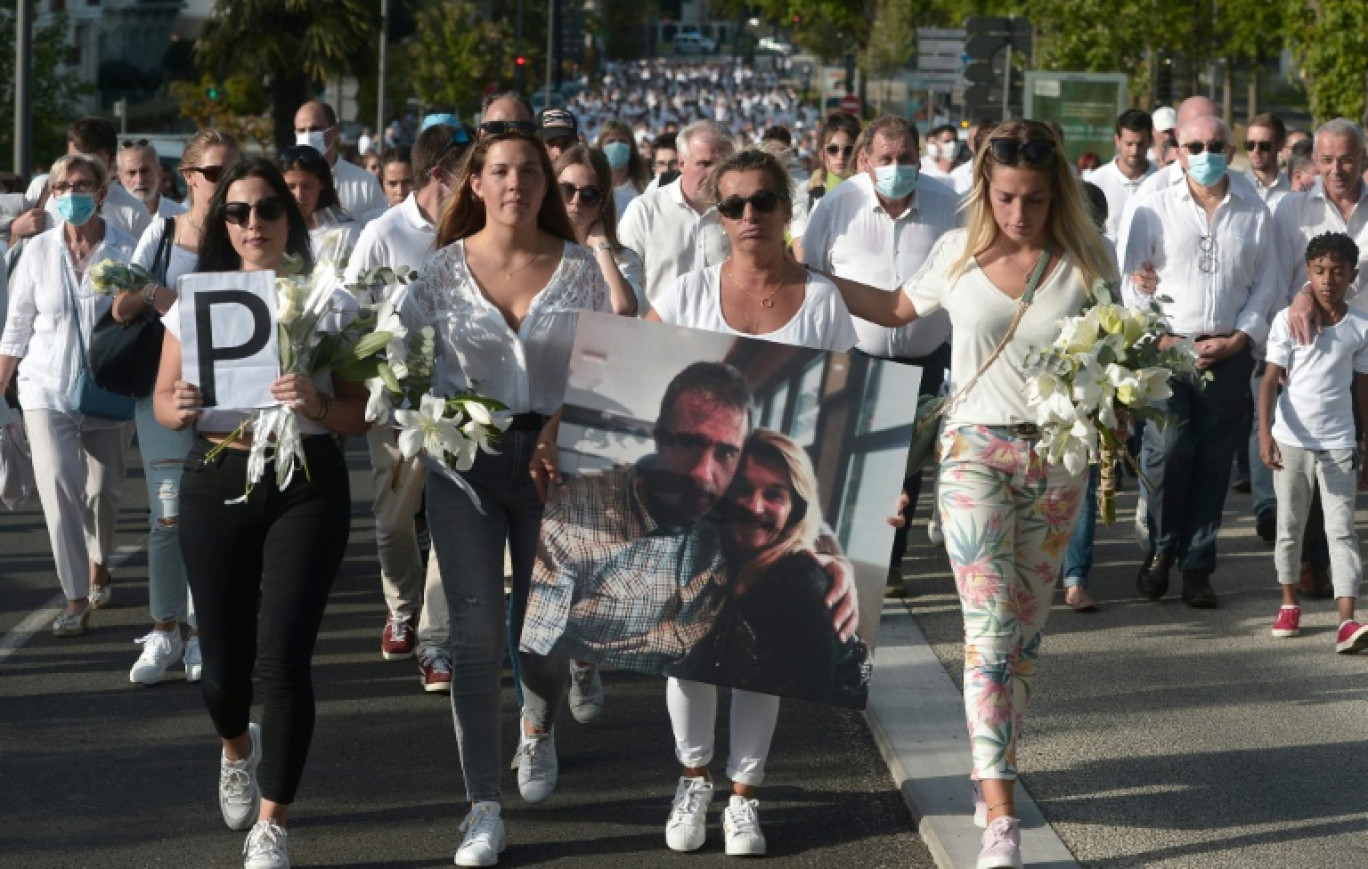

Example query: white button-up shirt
[618,178,730,306]
[1272,183,1368,310]
[343,193,436,300]
[1245,169,1291,211]
[1120,177,1279,344]
[1085,158,1155,240]
[800,172,957,359]
[1118,162,1257,235]
[331,156,387,223]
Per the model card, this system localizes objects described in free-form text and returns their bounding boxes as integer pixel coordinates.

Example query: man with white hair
[1121,114,1280,609]
[117,141,184,220]
[618,119,735,306]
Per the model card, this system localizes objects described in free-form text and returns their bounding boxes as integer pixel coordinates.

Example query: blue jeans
[1142,346,1255,572]
[134,397,196,626]
[1062,466,1100,588]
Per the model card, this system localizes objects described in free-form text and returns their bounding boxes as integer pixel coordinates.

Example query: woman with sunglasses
[0,153,137,637]
[595,120,652,218]
[554,144,641,316]
[646,149,857,857]
[394,129,608,867]
[821,120,1115,869]
[280,144,359,262]
[805,113,860,209]
[154,156,368,869]
[110,129,241,685]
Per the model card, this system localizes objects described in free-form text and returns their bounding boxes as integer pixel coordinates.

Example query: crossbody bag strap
[58,241,93,366]
[924,239,1056,427]
[152,216,176,287]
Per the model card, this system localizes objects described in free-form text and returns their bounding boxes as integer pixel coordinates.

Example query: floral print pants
[937,425,1086,780]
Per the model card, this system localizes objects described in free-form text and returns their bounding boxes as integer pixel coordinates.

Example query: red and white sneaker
[418,647,452,693]
[381,611,416,660]
[1335,620,1368,654]
[1271,606,1301,638]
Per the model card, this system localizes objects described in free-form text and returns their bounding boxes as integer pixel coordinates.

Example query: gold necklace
[726,261,786,308]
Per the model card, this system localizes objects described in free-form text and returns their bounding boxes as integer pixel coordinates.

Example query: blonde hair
[179,129,240,205]
[954,119,1116,289]
[49,153,108,191]
[731,429,824,589]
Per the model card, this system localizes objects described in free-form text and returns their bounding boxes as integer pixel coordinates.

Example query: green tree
[407,1,515,115]
[193,0,375,150]
[0,11,93,174]
[1290,0,1368,124]
[862,0,919,114]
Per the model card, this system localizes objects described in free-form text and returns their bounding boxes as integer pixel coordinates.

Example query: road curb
[865,600,1081,869]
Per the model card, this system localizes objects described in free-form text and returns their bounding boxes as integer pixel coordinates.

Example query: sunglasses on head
[479,120,538,137]
[188,165,226,184]
[1244,140,1274,153]
[988,138,1057,166]
[121,138,149,149]
[279,145,325,166]
[1183,140,1227,155]
[825,143,854,157]
[223,197,288,226]
[559,182,603,205]
[716,189,782,220]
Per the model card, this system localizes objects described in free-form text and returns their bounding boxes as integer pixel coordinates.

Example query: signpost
[1023,71,1128,163]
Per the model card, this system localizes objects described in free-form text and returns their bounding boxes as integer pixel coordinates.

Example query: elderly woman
[647,149,857,856]
[0,153,138,636]
[823,119,1116,869]
[280,144,358,261]
[555,144,642,316]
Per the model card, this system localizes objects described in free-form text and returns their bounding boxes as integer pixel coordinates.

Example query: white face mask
[925,142,941,160]
[295,129,330,154]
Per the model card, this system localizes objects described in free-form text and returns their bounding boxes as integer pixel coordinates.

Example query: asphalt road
[0,438,934,869]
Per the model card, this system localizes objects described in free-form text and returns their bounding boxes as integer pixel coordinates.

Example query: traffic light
[206,85,222,102]
[515,55,526,67]
[961,17,1028,120]
[1156,56,1173,104]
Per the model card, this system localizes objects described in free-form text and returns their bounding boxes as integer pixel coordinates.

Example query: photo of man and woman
[520,313,921,708]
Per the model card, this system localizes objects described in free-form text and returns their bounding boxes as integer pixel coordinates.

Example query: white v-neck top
[398,239,610,414]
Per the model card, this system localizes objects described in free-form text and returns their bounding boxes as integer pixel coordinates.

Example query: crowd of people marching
[3,59,1368,869]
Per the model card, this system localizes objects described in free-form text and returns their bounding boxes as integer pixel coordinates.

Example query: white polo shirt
[344,193,438,301]
[331,156,387,223]
[1085,158,1155,240]
[800,172,957,359]
[617,178,730,306]
[1271,183,1368,310]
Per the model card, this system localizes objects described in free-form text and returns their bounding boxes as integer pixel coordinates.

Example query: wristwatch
[593,241,614,253]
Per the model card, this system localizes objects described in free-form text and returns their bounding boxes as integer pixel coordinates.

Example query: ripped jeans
[134,397,196,627]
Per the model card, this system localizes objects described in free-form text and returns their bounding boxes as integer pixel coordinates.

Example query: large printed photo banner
[520,313,921,709]
[178,271,280,410]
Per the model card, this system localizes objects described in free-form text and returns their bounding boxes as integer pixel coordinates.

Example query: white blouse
[398,239,610,415]
[0,224,136,416]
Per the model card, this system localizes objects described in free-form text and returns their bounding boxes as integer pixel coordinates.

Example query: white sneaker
[665,775,713,852]
[243,818,289,869]
[568,662,603,724]
[514,721,558,805]
[89,583,113,610]
[723,794,767,856]
[184,636,203,683]
[129,628,184,686]
[927,508,944,545]
[454,801,505,867]
[220,723,262,831]
[976,816,1023,869]
[1134,495,1149,550]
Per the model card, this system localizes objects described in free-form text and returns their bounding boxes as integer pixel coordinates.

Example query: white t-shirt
[131,215,199,288]
[613,181,640,219]
[653,264,857,352]
[1265,308,1368,450]
[903,229,1092,428]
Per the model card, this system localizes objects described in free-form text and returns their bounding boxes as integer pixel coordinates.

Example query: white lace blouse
[398,239,610,415]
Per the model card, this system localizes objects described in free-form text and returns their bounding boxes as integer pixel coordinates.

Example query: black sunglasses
[279,145,326,166]
[559,182,603,205]
[1183,140,1228,155]
[825,143,854,157]
[716,189,782,220]
[121,138,150,149]
[223,197,288,226]
[988,138,1057,166]
[479,120,538,137]
[188,165,226,184]
[1244,140,1273,153]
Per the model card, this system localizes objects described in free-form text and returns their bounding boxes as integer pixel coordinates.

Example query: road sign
[838,94,861,114]
[906,71,963,89]
[1023,71,1128,162]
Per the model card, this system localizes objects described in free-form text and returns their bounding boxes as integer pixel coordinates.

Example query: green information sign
[1023,72,1128,164]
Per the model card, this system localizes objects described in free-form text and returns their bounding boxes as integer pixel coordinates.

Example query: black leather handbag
[89,217,175,398]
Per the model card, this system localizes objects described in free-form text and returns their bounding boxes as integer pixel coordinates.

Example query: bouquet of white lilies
[88,260,154,295]
[1023,282,1205,523]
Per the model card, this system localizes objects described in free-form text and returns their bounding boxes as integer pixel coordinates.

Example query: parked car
[673,31,717,54]
[756,37,793,56]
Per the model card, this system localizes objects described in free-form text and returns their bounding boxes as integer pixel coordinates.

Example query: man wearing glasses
[476,91,537,138]
[1120,114,1280,609]
[1244,113,1291,209]
[292,99,386,221]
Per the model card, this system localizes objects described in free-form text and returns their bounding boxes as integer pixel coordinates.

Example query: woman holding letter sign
[647,149,857,856]
[819,120,1114,869]
[153,157,368,869]
[0,153,136,637]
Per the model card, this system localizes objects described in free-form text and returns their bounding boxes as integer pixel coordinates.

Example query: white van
[673,31,717,54]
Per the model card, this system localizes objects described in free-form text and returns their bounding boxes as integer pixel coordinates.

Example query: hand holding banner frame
[178,271,280,410]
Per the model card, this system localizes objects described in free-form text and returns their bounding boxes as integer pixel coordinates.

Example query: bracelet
[308,393,331,421]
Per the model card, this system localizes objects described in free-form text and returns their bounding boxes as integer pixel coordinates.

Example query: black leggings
[179,435,351,805]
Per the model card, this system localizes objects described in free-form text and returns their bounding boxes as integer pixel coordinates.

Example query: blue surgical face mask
[55,193,97,226]
[874,163,919,199]
[603,141,632,169]
[1186,151,1227,188]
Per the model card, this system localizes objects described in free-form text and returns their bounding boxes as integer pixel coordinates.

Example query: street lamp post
[14,0,33,176]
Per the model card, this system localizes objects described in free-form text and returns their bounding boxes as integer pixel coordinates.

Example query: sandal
[1065,586,1098,613]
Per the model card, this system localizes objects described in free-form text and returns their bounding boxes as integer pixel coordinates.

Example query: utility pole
[14,0,33,176]
[376,0,388,153]
[544,0,555,110]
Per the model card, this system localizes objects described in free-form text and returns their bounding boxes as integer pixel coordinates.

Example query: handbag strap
[923,240,1055,427]
[58,241,92,365]
[152,216,175,287]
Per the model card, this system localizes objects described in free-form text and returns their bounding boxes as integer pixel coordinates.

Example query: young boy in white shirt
[1259,231,1368,653]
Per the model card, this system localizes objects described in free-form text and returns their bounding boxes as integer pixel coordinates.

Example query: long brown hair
[436,130,577,247]
[729,429,823,591]
[955,118,1116,289]
[553,144,623,249]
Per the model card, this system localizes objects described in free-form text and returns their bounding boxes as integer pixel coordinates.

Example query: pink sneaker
[976,816,1022,869]
[1335,620,1368,654]
[1271,606,1301,638]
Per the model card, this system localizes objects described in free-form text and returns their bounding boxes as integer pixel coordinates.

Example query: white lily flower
[364,377,392,424]
[375,300,410,379]
[446,427,479,471]
[395,394,454,460]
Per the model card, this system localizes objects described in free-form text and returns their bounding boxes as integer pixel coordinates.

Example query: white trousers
[666,677,781,787]
[25,410,129,601]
